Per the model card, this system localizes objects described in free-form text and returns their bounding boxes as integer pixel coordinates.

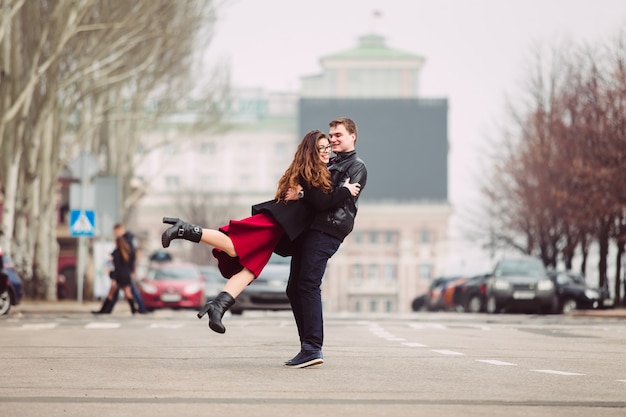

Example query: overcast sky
[209,0,626,273]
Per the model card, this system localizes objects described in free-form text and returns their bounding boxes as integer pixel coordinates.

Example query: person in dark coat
[160,130,361,334]
[92,224,146,314]
[98,235,138,314]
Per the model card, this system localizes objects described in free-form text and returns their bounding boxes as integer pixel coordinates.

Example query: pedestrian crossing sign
[69,210,96,237]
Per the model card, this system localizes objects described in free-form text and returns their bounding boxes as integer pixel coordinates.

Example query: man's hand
[343,178,361,197]
[285,185,303,201]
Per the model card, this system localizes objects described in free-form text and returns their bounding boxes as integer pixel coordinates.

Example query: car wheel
[467,295,483,313]
[561,298,578,314]
[0,289,11,315]
[486,295,500,314]
[230,309,243,315]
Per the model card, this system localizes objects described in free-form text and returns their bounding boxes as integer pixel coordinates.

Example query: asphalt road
[1,307,625,417]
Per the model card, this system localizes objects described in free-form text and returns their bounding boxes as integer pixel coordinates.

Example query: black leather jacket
[310,150,367,241]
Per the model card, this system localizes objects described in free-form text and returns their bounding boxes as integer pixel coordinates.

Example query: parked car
[547,271,601,313]
[139,262,205,311]
[198,265,223,302]
[485,257,556,314]
[230,253,292,315]
[0,251,24,316]
[411,276,466,312]
[453,273,490,313]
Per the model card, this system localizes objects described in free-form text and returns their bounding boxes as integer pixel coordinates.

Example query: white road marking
[384,337,406,341]
[469,325,492,331]
[148,323,184,329]
[15,323,58,330]
[85,322,121,329]
[371,331,394,337]
[402,342,428,347]
[476,359,517,366]
[431,349,464,356]
[531,369,584,376]
[409,323,447,330]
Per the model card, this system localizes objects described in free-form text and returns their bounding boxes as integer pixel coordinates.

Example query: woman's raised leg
[197,268,255,334]
[161,217,236,256]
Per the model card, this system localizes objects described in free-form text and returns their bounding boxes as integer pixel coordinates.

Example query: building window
[353,264,363,283]
[165,144,179,154]
[353,231,363,245]
[354,300,361,312]
[238,175,250,187]
[370,299,377,312]
[385,231,396,245]
[200,175,215,189]
[201,143,216,154]
[420,229,430,243]
[419,263,432,280]
[385,299,393,312]
[370,231,378,244]
[275,142,287,155]
[383,264,396,282]
[165,176,180,187]
[368,264,378,282]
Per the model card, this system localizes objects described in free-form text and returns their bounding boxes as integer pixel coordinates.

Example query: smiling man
[284,117,368,368]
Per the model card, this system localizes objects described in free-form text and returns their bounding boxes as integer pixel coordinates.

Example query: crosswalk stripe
[85,322,120,329]
[409,323,447,330]
[431,349,464,355]
[16,323,58,330]
[477,359,517,366]
[531,369,584,376]
[148,323,184,329]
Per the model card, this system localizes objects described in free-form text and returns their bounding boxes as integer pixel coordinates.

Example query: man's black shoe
[283,350,323,368]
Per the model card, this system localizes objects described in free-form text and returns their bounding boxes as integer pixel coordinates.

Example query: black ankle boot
[92,298,114,315]
[161,217,203,248]
[127,299,137,315]
[197,291,236,334]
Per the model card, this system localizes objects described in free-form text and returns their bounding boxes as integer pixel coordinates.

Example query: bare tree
[0,0,227,299]
[479,31,626,305]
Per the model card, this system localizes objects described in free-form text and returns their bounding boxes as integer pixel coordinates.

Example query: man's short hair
[329,117,357,139]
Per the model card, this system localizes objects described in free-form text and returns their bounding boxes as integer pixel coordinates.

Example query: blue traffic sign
[69,210,96,237]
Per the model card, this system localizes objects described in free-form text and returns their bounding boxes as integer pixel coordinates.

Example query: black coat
[311,150,367,241]
[252,185,351,255]
[112,248,135,287]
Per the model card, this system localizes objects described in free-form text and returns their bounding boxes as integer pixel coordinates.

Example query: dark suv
[485,257,555,314]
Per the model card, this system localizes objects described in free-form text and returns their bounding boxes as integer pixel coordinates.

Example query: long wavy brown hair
[116,236,131,263]
[275,130,332,201]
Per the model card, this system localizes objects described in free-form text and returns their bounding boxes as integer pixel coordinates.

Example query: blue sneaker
[283,350,323,368]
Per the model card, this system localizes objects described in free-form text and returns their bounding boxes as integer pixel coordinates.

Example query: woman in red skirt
[160,130,361,334]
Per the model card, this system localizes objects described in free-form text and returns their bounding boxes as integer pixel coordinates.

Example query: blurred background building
[133,33,450,313]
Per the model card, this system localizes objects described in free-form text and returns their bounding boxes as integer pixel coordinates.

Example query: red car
[139,262,205,311]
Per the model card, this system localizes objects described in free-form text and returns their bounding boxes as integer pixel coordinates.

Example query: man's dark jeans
[286,230,341,351]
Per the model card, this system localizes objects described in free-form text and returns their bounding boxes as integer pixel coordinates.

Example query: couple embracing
[161,117,367,368]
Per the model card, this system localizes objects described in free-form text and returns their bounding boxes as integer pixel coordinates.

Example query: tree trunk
[615,240,624,307]
[598,220,610,291]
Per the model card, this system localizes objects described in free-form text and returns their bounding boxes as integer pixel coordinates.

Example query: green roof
[321,34,423,61]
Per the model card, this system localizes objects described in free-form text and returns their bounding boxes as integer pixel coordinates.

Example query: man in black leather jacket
[284,117,367,368]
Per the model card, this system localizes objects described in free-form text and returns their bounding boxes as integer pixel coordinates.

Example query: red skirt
[212,213,284,279]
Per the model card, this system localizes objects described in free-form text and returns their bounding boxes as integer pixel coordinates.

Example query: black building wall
[299,98,448,202]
